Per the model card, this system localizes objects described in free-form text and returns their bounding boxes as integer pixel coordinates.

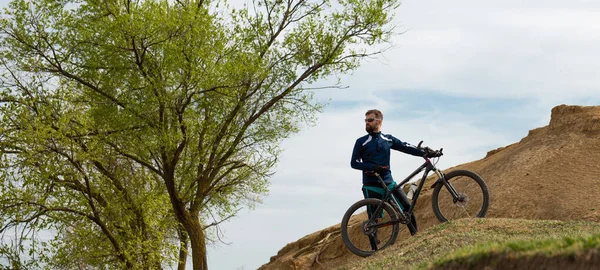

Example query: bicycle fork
[432,169,461,203]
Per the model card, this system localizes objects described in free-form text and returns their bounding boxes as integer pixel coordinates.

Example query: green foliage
[0,0,400,268]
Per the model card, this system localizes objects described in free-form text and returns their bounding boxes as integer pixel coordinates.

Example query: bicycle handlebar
[417,140,443,158]
[367,140,442,190]
[365,141,442,178]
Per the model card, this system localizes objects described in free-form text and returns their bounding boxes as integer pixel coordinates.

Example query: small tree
[0,0,400,269]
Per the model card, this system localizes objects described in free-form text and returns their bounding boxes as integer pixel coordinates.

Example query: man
[350,109,428,238]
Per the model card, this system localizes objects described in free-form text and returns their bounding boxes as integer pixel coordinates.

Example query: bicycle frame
[342,149,490,256]
[368,157,460,228]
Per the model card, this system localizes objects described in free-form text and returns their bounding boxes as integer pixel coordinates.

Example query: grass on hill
[334,218,600,270]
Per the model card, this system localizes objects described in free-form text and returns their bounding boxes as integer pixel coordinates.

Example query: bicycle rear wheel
[431,170,489,222]
[340,198,400,257]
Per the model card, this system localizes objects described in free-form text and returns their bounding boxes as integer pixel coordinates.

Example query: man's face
[365,113,381,133]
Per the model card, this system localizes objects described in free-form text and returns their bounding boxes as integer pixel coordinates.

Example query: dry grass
[335,218,600,270]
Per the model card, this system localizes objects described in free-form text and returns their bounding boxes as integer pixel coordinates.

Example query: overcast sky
[1,0,599,269]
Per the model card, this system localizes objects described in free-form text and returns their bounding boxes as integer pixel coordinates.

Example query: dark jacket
[351,131,425,184]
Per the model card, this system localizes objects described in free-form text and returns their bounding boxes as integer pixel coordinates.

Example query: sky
[1,0,600,269]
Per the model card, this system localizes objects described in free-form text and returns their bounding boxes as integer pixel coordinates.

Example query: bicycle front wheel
[340,198,400,257]
[432,170,489,222]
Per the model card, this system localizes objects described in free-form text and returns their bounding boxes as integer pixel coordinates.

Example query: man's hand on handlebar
[417,141,444,158]
[426,150,443,158]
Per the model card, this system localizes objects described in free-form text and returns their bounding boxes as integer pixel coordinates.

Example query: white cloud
[318,0,600,102]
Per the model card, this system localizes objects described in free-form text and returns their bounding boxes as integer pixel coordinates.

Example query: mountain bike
[340,142,490,257]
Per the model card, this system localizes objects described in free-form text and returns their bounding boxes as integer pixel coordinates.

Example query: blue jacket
[351,132,425,184]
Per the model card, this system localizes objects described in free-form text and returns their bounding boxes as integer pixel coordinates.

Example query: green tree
[0,0,400,269]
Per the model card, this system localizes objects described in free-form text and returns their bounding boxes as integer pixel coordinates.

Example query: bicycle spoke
[341,199,400,257]
[460,205,472,218]
[432,170,489,222]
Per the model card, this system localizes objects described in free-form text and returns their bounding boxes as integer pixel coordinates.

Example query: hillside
[258,104,600,270]
[339,218,600,270]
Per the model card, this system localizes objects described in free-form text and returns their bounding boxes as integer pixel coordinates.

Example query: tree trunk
[172,206,208,270]
[164,167,208,269]
[177,226,189,270]
[187,218,208,270]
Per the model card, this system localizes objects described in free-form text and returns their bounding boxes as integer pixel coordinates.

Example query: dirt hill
[259,104,600,270]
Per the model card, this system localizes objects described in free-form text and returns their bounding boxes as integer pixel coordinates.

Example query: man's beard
[365,125,373,133]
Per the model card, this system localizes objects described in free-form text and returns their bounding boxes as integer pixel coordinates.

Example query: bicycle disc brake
[455,192,469,207]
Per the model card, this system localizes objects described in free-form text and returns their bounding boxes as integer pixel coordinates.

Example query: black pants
[362,183,418,235]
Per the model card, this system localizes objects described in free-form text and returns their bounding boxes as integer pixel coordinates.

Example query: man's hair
[365,109,383,120]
